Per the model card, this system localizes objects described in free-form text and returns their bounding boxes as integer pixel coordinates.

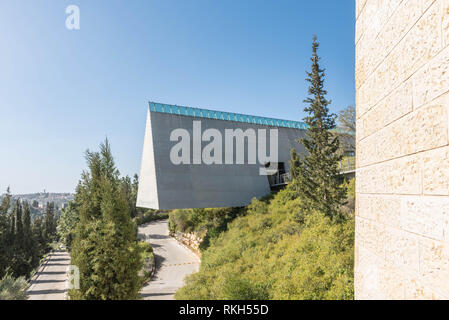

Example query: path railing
[339,156,356,174]
[269,157,356,187]
[270,173,291,187]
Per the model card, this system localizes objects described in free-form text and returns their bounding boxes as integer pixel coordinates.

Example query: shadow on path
[37,271,66,275]
[30,279,66,285]
[27,289,67,295]
[141,292,174,298]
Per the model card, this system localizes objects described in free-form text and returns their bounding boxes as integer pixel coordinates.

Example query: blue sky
[0,0,355,194]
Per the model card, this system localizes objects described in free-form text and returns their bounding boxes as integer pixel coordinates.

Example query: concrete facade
[137,103,306,210]
[355,0,449,299]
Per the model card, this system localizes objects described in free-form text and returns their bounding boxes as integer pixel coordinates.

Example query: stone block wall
[171,231,203,258]
[355,0,449,299]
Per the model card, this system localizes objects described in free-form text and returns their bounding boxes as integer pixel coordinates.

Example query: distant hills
[0,192,74,218]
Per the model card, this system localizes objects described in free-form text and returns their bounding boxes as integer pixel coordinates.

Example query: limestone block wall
[171,231,203,258]
[355,0,449,299]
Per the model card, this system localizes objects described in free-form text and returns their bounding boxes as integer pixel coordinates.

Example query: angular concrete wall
[137,109,306,210]
[355,0,449,299]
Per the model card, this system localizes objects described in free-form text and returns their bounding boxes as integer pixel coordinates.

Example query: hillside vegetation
[169,206,244,250]
[174,184,354,300]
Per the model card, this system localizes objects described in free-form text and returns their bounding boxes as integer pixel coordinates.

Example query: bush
[138,241,154,283]
[174,185,354,300]
[0,274,28,300]
[221,275,269,300]
[135,210,169,226]
[169,207,245,250]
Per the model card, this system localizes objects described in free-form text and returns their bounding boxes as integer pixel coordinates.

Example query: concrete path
[27,250,70,300]
[138,219,200,300]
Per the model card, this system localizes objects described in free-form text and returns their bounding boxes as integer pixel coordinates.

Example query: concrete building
[356,0,449,299]
[137,102,307,210]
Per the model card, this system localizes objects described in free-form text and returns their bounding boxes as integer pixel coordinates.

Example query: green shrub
[135,210,169,226]
[221,274,269,300]
[0,274,28,300]
[169,206,245,250]
[138,241,154,283]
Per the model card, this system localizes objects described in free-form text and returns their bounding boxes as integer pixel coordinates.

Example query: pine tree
[290,36,347,220]
[70,139,143,300]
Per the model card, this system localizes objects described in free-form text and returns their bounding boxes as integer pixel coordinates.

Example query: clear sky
[0,0,355,194]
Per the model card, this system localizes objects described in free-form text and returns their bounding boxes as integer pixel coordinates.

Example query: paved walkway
[27,251,70,300]
[138,220,200,300]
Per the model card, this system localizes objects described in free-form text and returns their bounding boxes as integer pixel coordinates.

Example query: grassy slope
[175,186,354,300]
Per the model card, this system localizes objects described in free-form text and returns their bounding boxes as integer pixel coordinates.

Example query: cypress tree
[32,217,46,262]
[22,202,35,274]
[290,36,347,220]
[70,139,143,300]
[44,202,57,244]
[11,201,28,277]
[13,201,23,248]
[8,214,15,249]
[22,202,32,249]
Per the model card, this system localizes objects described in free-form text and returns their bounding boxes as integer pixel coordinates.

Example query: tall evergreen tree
[32,217,46,262]
[22,202,35,272]
[22,202,32,249]
[13,201,23,249]
[11,201,29,277]
[0,191,53,278]
[70,139,143,300]
[43,202,57,244]
[290,36,346,220]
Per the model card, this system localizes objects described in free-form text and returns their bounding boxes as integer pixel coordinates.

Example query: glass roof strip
[149,101,307,130]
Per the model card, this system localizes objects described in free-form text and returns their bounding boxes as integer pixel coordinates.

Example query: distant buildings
[0,192,75,217]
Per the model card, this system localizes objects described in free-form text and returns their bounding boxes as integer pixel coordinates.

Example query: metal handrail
[339,157,356,173]
[269,157,355,187]
[270,172,291,186]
